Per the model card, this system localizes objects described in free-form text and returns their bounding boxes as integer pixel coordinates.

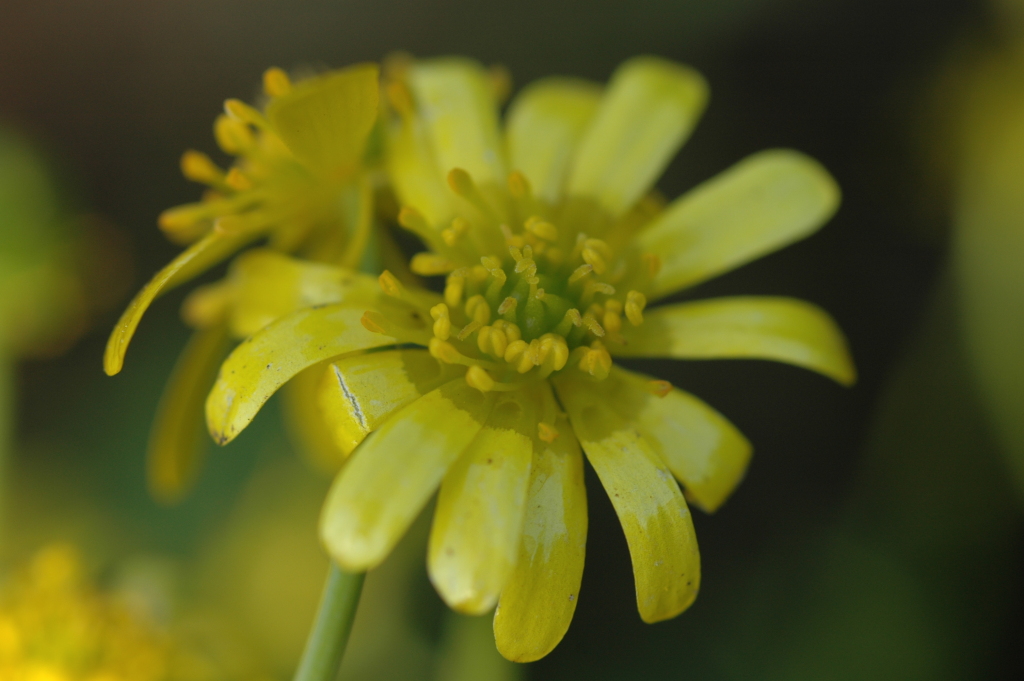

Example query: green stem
[293,563,365,681]
[0,355,11,542]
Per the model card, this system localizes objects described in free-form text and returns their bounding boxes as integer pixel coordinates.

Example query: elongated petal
[104,230,255,375]
[205,304,412,445]
[320,380,496,571]
[147,325,232,503]
[494,391,587,662]
[566,56,707,217]
[429,388,536,614]
[387,114,455,231]
[555,372,700,623]
[227,249,379,337]
[317,349,464,456]
[266,63,379,175]
[591,366,751,513]
[506,78,602,204]
[617,296,856,386]
[281,361,349,474]
[637,149,840,298]
[409,58,507,186]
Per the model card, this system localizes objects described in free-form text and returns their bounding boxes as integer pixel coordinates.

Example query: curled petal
[320,380,496,571]
[205,304,411,445]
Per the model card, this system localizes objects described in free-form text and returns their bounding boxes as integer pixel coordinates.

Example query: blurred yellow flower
[103,65,382,499]
[201,56,855,661]
[0,544,170,681]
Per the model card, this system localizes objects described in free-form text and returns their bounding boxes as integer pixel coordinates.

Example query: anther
[379,271,405,297]
[497,297,518,316]
[441,217,469,246]
[647,380,672,397]
[577,342,612,380]
[213,215,246,235]
[180,151,224,185]
[410,253,456,276]
[430,304,451,340]
[524,216,558,241]
[466,365,496,393]
[444,274,465,308]
[554,309,582,337]
[398,207,433,240]
[625,291,647,326]
[429,338,465,364]
[508,171,532,199]
[385,80,415,117]
[581,247,607,274]
[537,422,559,443]
[581,314,606,338]
[223,99,267,128]
[568,264,593,284]
[225,167,252,191]
[214,115,254,155]
[465,295,491,324]
[361,311,389,334]
[263,67,292,97]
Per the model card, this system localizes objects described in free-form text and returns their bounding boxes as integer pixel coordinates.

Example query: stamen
[625,291,647,326]
[524,216,558,241]
[263,67,292,97]
[494,319,522,342]
[537,422,559,443]
[466,365,495,392]
[456,320,484,341]
[477,325,508,358]
[603,299,623,334]
[576,342,612,380]
[581,247,607,274]
[488,64,512,105]
[447,168,499,222]
[214,115,255,154]
[378,271,405,297]
[385,80,415,118]
[224,99,268,129]
[444,274,465,307]
[554,309,582,337]
[580,313,606,338]
[398,207,434,241]
[465,295,491,324]
[441,217,469,246]
[410,253,456,276]
[647,380,672,397]
[497,297,518,316]
[568,264,593,284]
[213,215,246,235]
[180,151,224,186]
[430,303,451,340]
[181,281,233,328]
[225,167,252,191]
[508,171,532,200]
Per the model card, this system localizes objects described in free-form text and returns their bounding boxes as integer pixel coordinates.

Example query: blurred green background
[2,0,1023,679]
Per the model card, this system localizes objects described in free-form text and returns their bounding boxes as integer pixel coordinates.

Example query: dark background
[3,1,1021,679]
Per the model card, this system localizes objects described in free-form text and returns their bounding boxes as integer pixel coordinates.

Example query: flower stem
[0,355,11,542]
[292,564,365,681]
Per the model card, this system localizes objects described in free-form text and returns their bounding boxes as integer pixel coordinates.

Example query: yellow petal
[320,380,496,571]
[227,249,379,337]
[617,296,856,386]
[205,305,409,445]
[281,361,349,474]
[428,388,536,614]
[408,58,507,187]
[147,324,232,504]
[566,56,708,217]
[506,78,602,204]
[266,63,379,175]
[104,230,255,375]
[494,393,587,662]
[555,372,700,624]
[591,366,751,513]
[637,149,840,299]
[317,349,464,456]
[387,111,455,231]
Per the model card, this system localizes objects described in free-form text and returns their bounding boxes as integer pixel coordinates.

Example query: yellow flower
[201,56,855,661]
[0,544,170,681]
[103,65,382,498]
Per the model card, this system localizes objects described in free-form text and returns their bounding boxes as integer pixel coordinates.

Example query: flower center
[392,168,662,391]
